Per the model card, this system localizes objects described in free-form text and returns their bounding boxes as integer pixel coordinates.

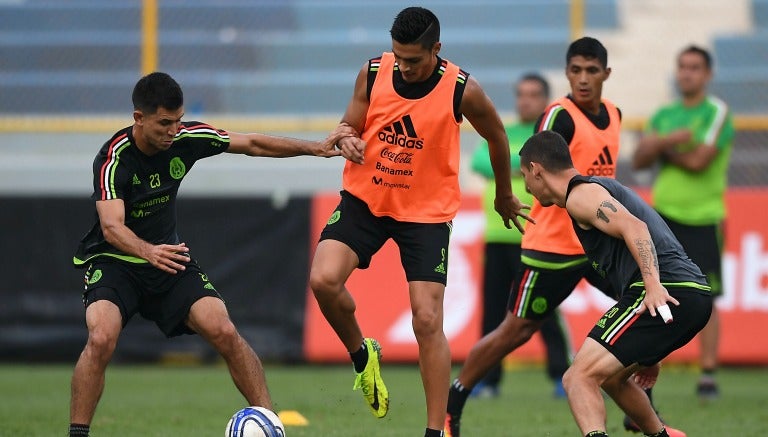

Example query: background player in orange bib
[470,73,573,399]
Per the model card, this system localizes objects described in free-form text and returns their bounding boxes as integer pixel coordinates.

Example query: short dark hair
[519,131,574,171]
[518,72,550,99]
[679,44,713,69]
[390,7,440,49]
[566,37,608,69]
[132,72,183,114]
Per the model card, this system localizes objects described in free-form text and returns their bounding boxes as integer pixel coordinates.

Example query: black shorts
[587,285,712,367]
[82,258,222,337]
[661,214,724,297]
[319,191,451,284]
[507,259,615,320]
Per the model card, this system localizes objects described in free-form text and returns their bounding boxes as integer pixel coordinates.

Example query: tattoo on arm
[600,200,618,212]
[596,208,610,223]
[635,238,659,277]
[596,200,618,224]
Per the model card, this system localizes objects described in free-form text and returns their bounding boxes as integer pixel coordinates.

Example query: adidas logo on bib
[377,115,423,149]
[587,146,615,176]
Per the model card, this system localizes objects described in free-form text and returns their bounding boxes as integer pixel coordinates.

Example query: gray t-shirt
[565,175,708,295]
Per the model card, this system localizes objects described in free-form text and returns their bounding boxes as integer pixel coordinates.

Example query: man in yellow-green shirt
[633,45,734,401]
[470,73,572,398]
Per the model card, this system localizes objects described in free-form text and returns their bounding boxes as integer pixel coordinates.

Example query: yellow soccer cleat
[352,338,389,418]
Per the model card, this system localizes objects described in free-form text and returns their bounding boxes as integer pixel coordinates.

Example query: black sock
[350,341,368,373]
[585,431,608,437]
[69,423,90,437]
[424,428,444,437]
[644,427,669,437]
[447,378,471,416]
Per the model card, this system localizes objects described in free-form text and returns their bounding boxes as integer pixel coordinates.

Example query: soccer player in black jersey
[519,131,712,437]
[68,72,352,437]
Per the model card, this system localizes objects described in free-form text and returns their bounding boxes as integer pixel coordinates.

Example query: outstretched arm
[225,129,349,158]
[566,183,680,315]
[461,76,533,232]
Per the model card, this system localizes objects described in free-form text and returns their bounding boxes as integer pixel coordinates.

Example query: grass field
[1,363,766,436]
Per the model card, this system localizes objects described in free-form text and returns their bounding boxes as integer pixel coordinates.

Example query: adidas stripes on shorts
[587,285,712,367]
[320,190,452,284]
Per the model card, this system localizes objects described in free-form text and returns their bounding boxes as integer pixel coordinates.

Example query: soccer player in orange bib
[309,7,531,437]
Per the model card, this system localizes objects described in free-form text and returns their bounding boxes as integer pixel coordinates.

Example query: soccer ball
[225,406,286,437]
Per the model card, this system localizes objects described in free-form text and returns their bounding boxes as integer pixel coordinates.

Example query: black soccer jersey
[565,175,709,295]
[74,122,230,266]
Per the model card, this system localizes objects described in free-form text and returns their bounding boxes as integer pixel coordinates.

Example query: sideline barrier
[304,189,768,365]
